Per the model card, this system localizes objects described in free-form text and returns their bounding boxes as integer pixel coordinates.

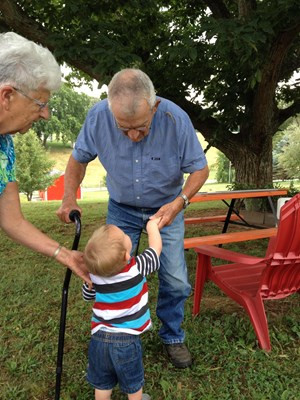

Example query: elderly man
[0,32,90,284]
[57,68,209,368]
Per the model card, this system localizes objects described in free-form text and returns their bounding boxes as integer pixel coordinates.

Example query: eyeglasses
[116,122,150,135]
[115,116,153,135]
[12,87,49,111]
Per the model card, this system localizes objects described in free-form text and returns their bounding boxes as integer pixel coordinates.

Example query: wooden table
[184,188,288,249]
[189,188,288,233]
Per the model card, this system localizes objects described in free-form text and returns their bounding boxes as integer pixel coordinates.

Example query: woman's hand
[56,248,92,285]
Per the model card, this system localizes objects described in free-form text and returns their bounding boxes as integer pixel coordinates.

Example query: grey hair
[108,68,156,115]
[0,32,62,93]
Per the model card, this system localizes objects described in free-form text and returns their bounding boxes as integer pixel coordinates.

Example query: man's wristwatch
[179,193,190,209]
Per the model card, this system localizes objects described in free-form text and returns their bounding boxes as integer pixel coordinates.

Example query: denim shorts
[86,330,144,394]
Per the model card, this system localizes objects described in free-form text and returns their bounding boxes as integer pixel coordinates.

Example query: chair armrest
[194,245,264,264]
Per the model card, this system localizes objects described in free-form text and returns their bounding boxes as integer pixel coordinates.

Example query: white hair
[108,68,156,114]
[0,32,62,93]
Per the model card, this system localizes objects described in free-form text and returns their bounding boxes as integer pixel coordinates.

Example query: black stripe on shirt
[136,247,160,277]
[92,303,149,324]
[82,283,96,301]
[93,273,143,293]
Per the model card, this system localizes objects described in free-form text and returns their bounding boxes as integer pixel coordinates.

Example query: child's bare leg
[95,388,112,400]
[128,388,143,400]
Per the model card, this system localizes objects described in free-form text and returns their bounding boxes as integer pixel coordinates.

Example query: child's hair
[84,225,127,277]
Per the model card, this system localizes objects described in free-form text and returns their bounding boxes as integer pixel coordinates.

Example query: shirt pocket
[147,154,180,182]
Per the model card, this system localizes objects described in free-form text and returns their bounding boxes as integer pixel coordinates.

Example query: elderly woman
[0,32,90,284]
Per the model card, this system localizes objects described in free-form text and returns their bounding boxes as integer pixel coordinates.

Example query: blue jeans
[87,330,144,394]
[107,198,191,344]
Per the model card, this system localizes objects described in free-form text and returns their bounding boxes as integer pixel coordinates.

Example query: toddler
[82,218,162,400]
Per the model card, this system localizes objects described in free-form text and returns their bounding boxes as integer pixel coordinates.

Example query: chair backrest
[276,197,291,220]
[274,193,300,256]
[260,194,300,298]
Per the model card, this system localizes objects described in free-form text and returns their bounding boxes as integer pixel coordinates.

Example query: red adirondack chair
[193,193,300,351]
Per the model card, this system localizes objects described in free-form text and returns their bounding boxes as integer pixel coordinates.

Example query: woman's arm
[0,181,91,284]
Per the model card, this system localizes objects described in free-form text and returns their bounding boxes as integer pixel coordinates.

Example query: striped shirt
[82,247,160,335]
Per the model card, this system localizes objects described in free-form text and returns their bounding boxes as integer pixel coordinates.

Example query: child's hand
[146,217,163,256]
[147,217,162,229]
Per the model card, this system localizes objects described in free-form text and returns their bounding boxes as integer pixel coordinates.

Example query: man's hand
[56,199,82,223]
[56,156,87,223]
[150,197,183,229]
[149,167,209,229]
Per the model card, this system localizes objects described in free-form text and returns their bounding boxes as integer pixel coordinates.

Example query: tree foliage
[33,84,96,146]
[277,120,300,179]
[1,0,299,187]
[215,152,235,183]
[14,130,57,201]
[272,136,290,181]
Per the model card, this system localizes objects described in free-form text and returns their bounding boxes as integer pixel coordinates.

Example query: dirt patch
[193,293,298,319]
[201,295,243,315]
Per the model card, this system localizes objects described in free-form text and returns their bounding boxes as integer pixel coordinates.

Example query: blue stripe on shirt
[95,278,146,303]
[92,309,150,329]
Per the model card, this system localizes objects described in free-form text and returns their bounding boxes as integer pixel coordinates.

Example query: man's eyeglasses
[115,118,152,135]
[116,124,149,134]
[13,87,49,111]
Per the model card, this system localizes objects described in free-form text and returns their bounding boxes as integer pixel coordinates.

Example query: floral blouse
[0,134,16,196]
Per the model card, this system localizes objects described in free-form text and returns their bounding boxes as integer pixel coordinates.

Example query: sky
[75,79,107,98]
[62,64,107,98]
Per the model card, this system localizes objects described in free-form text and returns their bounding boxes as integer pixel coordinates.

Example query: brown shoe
[164,343,192,368]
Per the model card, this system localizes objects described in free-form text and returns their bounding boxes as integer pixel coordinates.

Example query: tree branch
[0,0,52,49]
[203,0,230,19]
[165,95,241,157]
[0,18,11,33]
[0,0,101,81]
[252,22,300,134]
[261,25,300,91]
[279,46,300,81]
[237,0,257,19]
[277,99,300,127]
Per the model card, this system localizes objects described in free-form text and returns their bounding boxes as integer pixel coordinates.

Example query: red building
[39,173,81,201]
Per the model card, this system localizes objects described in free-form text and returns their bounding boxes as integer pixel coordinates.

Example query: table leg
[267,196,278,225]
[222,198,236,233]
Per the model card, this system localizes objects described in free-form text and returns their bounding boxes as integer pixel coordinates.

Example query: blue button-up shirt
[73,97,207,208]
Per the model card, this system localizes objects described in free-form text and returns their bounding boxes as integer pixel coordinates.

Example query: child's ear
[125,251,131,262]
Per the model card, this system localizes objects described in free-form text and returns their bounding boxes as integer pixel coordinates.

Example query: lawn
[0,200,299,400]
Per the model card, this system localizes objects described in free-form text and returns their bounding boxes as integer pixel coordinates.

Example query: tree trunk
[229,131,273,188]
[42,135,47,148]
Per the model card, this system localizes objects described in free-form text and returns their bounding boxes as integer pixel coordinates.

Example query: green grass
[0,200,299,400]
